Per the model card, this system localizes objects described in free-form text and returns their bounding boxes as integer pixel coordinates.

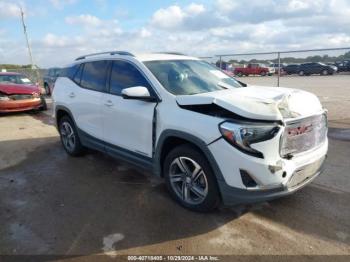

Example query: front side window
[109,60,150,95]
[80,61,109,92]
[144,60,243,95]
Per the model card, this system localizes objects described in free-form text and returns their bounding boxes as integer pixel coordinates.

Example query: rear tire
[58,116,85,156]
[298,70,305,76]
[163,144,220,212]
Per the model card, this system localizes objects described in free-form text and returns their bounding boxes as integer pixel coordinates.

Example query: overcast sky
[0,0,350,68]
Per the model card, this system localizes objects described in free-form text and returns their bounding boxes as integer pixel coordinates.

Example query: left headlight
[0,93,10,101]
[219,121,280,158]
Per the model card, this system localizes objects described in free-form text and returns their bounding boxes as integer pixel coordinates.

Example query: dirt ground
[0,75,349,261]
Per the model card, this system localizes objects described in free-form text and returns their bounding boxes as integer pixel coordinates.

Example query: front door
[102,60,156,157]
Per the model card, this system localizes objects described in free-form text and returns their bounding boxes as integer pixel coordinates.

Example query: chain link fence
[215,47,350,87]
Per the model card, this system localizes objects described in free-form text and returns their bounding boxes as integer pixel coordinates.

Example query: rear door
[102,60,156,157]
[69,60,110,140]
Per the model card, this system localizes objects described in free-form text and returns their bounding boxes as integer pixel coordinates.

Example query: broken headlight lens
[219,121,280,158]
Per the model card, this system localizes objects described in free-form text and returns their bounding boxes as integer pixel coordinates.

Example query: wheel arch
[55,105,76,128]
[153,130,225,183]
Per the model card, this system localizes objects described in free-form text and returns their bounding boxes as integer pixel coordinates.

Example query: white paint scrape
[102,233,125,257]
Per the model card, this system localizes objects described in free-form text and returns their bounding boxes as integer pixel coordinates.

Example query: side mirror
[121,86,156,102]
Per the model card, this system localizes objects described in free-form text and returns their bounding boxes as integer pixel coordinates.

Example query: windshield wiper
[217,81,234,89]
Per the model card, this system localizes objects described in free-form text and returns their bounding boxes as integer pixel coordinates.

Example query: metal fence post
[277,52,281,87]
[219,56,222,70]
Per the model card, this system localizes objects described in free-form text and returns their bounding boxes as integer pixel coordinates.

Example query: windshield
[0,74,33,85]
[144,60,243,95]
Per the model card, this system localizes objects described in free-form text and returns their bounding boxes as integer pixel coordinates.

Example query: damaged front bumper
[208,130,328,206]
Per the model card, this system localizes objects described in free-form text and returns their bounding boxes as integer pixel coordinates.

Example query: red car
[234,63,270,76]
[0,72,47,113]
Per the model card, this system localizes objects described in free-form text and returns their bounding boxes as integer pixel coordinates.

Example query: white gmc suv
[53,51,328,212]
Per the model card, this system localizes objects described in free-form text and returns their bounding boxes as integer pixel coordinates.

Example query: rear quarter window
[60,65,80,79]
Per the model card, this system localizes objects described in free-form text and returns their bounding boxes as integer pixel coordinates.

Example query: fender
[153,129,226,183]
[54,105,76,128]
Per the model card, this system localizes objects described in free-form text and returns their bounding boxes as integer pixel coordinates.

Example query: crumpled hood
[0,83,40,95]
[176,86,323,121]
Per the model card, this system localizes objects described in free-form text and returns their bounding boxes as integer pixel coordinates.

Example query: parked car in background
[0,72,46,113]
[269,63,287,73]
[43,67,61,95]
[265,64,276,75]
[298,62,337,76]
[53,51,327,211]
[234,63,270,76]
[223,69,235,77]
[283,64,300,75]
[334,60,350,72]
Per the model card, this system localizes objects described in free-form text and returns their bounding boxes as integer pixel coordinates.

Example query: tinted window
[109,61,150,95]
[73,64,84,84]
[80,61,109,92]
[60,64,79,79]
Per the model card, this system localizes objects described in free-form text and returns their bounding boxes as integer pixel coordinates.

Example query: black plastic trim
[78,128,153,170]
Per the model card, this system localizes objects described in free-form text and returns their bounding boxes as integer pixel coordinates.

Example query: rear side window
[80,61,110,92]
[109,61,150,95]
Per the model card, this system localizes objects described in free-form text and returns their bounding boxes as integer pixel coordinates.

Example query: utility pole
[19,6,40,84]
[20,6,35,69]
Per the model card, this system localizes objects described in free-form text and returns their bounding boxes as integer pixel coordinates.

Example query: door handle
[104,100,114,107]
[69,92,75,98]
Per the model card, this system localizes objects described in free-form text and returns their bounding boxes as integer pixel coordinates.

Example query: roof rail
[156,52,186,56]
[75,51,134,61]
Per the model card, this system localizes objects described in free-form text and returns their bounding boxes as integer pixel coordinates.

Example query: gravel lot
[0,75,349,261]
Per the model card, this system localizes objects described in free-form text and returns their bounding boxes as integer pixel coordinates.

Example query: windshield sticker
[209,70,229,79]
[21,78,31,83]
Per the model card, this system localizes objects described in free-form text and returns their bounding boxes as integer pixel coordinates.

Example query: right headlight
[219,121,280,158]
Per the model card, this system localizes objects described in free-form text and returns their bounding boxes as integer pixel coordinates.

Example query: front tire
[321,69,328,76]
[299,70,305,76]
[163,145,220,212]
[58,116,85,156]
[39,95,47,111]
[44,83,50,96]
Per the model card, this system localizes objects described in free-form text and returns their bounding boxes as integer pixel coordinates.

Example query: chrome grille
[281,114,327,157]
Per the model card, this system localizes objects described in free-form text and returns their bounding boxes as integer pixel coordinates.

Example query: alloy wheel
[169,157,208,205]
[60,121,76,152]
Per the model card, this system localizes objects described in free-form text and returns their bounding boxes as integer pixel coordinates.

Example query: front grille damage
[281,114,327,158]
